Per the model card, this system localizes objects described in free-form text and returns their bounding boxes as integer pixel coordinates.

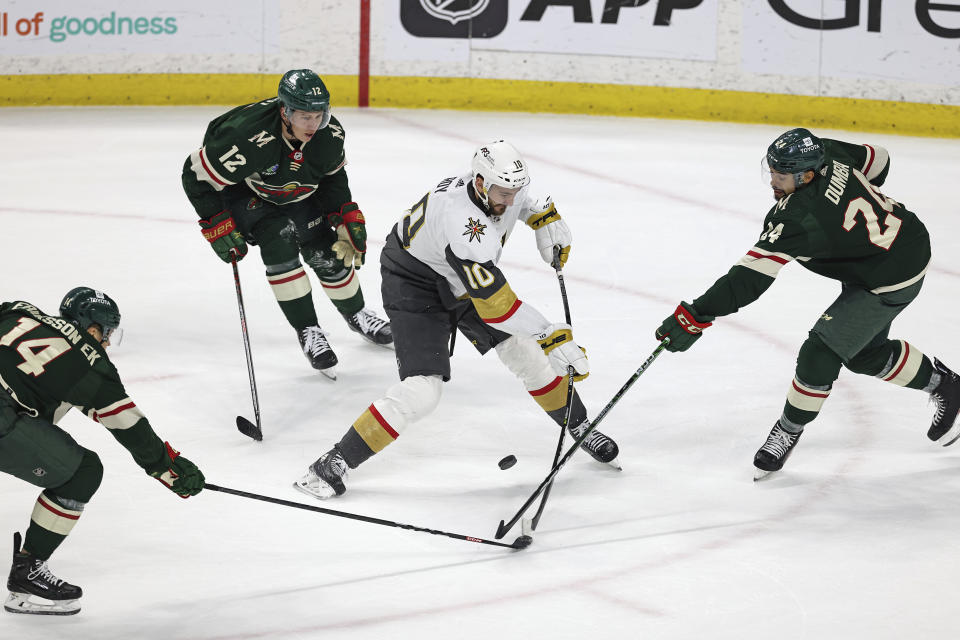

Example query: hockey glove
[536,323,589,380]
[328,202,366,269]
[656,302,715,352]
[525,198,572,268]
[199,210,247,263]
[145,442,205,498]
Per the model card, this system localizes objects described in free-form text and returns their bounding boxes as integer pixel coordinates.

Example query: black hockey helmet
[278,69,331,126]
[60,287,121,342]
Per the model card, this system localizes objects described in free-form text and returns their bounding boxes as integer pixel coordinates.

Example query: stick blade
[512,535,533,550]
[495,520,509,540]
[236,416,263,441]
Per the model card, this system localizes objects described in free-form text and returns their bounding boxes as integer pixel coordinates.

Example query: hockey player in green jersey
[182,69,392,380]
[655,128,960,480]
[0,288,204,616]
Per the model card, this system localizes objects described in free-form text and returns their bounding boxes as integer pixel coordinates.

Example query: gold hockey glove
[536,323,589,380]
[328,202,367,269]
[525,198,572,268]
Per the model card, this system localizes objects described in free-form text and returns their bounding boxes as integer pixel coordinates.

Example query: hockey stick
[231,253,263,441]
[528,246,575,532]
[495,337,670,539]
[204,483,533,550]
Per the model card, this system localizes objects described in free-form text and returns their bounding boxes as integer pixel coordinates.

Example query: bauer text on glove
[199,210,247,262]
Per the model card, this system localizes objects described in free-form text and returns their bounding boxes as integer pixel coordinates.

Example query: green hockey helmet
[60,287,122,344]
[278,69,331,127]
[765,128,825,187]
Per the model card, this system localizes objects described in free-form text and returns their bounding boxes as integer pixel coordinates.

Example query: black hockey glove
[199,210,248,263]
[656,302,714,352]
[145,442,205,498]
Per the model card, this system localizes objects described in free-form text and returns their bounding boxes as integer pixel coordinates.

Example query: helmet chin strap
[472,176,492,210]
[85,324,105,345]
[793,170,814,189]
[279,107,296,140]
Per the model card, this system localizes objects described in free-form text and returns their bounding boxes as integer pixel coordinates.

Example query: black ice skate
[754,421,803,481]
[928,359,960,446]
[568,419,621,469]
[293,447,349,500]
[5,532,81,616]
[342,308,393,348]
[299,325,338,380]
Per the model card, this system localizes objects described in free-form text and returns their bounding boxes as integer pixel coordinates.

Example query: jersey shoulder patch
[326,114,346,142]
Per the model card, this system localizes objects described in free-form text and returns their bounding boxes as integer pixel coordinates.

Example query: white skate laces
[350,308,388,335]
[294,449,349,499]
[568,420,620,467]
[760,425,799,458]
[300,326,333,358]
[27,560,63,588]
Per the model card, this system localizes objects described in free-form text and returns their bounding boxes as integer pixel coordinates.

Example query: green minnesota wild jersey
[182,98,351,218]
[694,139,931,318]
[0,301,163,466]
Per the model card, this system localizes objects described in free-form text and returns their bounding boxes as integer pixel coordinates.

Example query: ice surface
[1,106,958,639]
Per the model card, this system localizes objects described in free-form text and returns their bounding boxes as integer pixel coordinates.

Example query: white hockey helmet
[471,140,530,206]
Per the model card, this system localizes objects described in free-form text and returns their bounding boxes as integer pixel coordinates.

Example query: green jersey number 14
[0,318,73,376]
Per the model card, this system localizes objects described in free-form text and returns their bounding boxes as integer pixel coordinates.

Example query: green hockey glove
[327,202,366,269]
[145,442,205,498]
[199,210,247,263]
[656,302,714,352]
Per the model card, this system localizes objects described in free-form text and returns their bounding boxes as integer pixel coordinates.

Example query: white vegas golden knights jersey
[397,173,550,336]
[401,173,530,297]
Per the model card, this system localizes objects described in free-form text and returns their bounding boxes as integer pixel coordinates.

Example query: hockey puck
[498,455,517,470]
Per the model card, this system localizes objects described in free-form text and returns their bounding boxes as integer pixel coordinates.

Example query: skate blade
[603,457,622,471]
[357,333,394,350]
[753,467,776,481]
[4,592,80,616]
[292,477,337,500]
[937,424,960,447]
[319,366,338,381]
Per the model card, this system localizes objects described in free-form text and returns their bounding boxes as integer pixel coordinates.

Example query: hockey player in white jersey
[295,140,620,499]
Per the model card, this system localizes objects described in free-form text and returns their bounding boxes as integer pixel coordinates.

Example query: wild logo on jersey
[249,181,315,201]
[463,217,486,242]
